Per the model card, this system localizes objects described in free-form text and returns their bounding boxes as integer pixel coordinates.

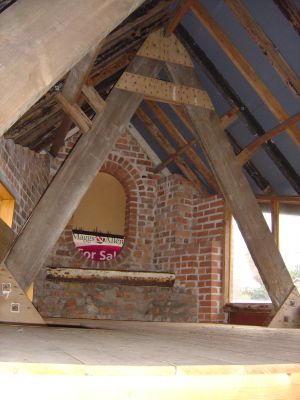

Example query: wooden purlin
[116,72,214,109]
[164,33,297,323]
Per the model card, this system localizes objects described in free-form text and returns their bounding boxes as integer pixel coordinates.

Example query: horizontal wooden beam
[46,267,175,287]
[0,0,145,137]
[191,1,300,147]
[237,112,300,164]
[225,0,300,97]
[116,72,214,108]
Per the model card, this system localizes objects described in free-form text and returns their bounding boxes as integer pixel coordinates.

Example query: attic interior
[0,0,300,398]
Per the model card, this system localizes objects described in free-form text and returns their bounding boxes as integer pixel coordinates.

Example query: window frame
[225,196,300,305]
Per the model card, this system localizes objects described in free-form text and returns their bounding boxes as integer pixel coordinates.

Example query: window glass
[230,208,271,303]
[279,204,300,289]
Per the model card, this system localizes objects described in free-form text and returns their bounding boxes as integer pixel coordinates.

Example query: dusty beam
[0,0,145,136]
[4,56,162,291]
[166,61,295,310]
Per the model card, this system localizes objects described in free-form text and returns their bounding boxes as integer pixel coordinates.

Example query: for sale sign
[72,230,124,261]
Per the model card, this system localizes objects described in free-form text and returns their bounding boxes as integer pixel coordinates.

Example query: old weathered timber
[5,56,162,291]
[166,60,296,311]
[0,0,145,137]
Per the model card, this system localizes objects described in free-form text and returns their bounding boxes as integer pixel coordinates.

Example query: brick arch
[64,156,141,270]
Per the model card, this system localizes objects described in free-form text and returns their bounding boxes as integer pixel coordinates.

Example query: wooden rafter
[176,24,300,194]
[273,0,300,36]
[225,0,300,97]
[165,0,194,36]
[154,107,239,174]
[191,1,300,147]
[237,112,300,165]
[136,107,208,195]
[0,0,145,137]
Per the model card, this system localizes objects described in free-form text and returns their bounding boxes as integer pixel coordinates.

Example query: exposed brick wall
[34,129,225,323]
[0,138,49,233]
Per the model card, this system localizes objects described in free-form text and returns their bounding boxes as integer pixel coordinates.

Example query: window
[0,181,15,227]
[230,198,300,303]
[71,172,126,262]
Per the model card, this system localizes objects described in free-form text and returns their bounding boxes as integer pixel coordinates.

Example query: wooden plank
[165,60,294,310]
[237,112,300,164]
[145,100,219,192]
[138,25,194,67]
[273,0,300,36]
[0,219,14,263]
[46,267,175,287]
[225,0,300,97]
[191,1,300,147]
[176,24,300,194]
[116,72,214,108]
[55,93,92,134]
[81,84,106,114]
[136,107,208,195]
[165,0,194,36]
[271,200,280,246]
[4,55,163,291]
[0,0,145,137]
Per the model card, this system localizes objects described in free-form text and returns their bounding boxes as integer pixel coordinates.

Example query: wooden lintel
[165,58,294,310]
[0,0,145,137]
[46,267,175,287]
[137,28,194,67]
[55,93,92,133]
[116,72,214,109]
[237,112,300,165]
[81,84,106,114]
[226,0,300,97]
[191,1,300,147]
[165,0,194,36]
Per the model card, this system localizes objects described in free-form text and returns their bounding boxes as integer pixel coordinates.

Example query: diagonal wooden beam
[165,0,194,36]
[225,0,300,97]
[145,100,218,192]
[0,0,145,137]
[136,107,208,195]
[273,0,300,36]
[237,112,300,165]
[165,56,295,313]
[176,24,300,194]
[4,54,163,291]
[191,1,300,147]
[50,44,102,156]
[153,107,238,174]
